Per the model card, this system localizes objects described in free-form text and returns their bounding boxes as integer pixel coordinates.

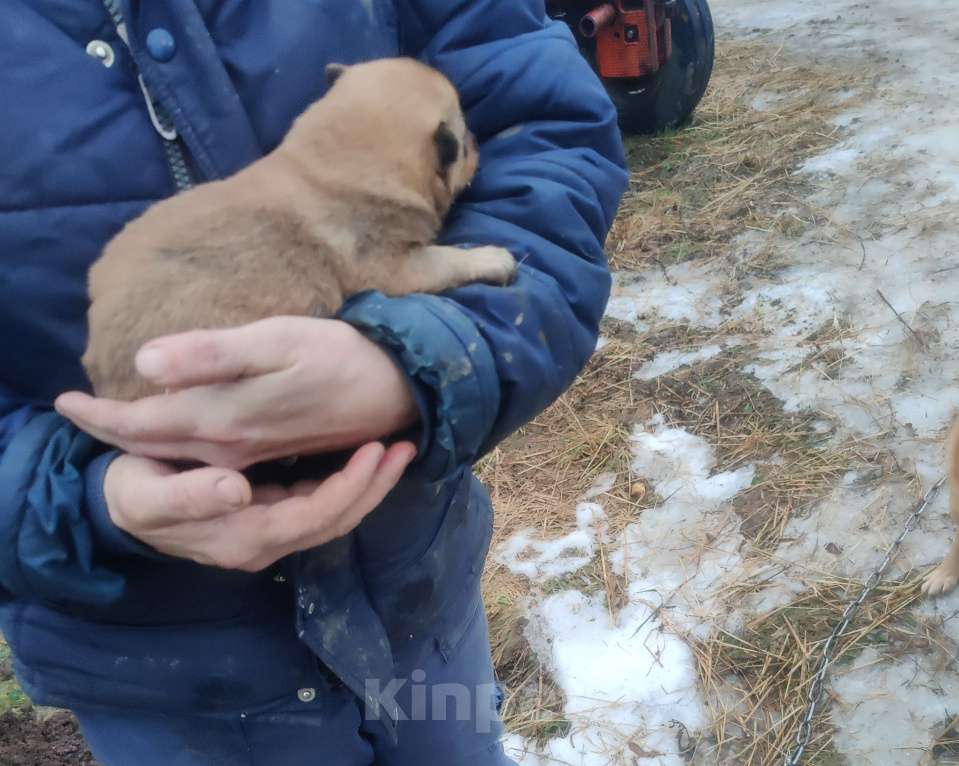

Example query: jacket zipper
[101,0,194,193]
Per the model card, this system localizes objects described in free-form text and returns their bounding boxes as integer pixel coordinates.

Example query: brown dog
[83,58,516,401]
[922,421,959,596]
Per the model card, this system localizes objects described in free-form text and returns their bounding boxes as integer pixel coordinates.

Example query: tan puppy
[83,58,516,401]
[922,421,959,596]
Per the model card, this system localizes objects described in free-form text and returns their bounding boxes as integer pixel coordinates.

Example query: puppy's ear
[434,121,460,176]
[325,63,349,87]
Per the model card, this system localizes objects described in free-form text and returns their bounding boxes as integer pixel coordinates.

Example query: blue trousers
[74,598,517,766]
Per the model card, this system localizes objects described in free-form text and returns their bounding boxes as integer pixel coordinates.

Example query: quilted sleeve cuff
[339,291,501,482]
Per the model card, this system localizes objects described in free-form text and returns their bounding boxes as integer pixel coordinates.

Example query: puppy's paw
[469,246,517,286]
[921,563,959,597]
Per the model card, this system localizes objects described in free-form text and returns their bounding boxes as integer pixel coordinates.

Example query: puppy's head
[321,59,478,214]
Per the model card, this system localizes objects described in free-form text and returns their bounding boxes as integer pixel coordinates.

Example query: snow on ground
[502,428,749,765]
[502,2,959,763]
[606,262,727,331]
[634,344,726,381]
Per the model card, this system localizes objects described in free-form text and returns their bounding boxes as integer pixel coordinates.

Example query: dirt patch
[0,710,97,766]
[634,346,823,468]
[1,638,96,766]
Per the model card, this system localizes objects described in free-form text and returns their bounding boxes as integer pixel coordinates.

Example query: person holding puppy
[0,1,626,764]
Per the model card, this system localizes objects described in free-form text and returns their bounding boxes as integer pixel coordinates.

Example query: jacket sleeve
[0,395,158,606]
[339,0,627,481]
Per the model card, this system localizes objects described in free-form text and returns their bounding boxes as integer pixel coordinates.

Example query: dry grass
[478,329,652,545]
[480,38,882,749]
[479,330,650,740]
[607,41,868,275]
[483,569,572,745]
[931,715,959,765]
[693,576,949,765]
[481,316,879,743]
[629,340,874,552]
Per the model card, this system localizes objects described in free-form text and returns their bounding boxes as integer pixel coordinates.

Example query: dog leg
[923,421,959,596]
[374,245,516,296]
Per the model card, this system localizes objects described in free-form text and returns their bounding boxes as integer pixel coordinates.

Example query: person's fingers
[302,441,416,546]
[287,479,324,497]
[56,389,265,468]
[253,443,386,550]
[54,401,136,451]
[135,318,302,388]
[56,390,205,443]
[221,443,412,572]
[148,443,415,572]
[190,446,384,571]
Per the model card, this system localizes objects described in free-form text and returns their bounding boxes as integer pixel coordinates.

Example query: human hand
[103,441,415,571]
[57,317,418,470]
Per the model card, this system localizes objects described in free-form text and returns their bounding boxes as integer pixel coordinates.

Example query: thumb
[141,465,253,526]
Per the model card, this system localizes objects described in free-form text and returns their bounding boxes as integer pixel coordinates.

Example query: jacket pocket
[364,472,494,647]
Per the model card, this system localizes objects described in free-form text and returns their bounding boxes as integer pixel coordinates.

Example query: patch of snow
[606,261,727,331]
[750,91,784,112]
[799,146,862,176]
[629,425,755,511]
[527,591,705,766]
[496,503,607,581]
[619,425,755,637]
[635,344,725,381]
[831,647,959,765]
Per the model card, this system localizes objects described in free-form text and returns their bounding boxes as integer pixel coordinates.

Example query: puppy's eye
[434,121,460,169]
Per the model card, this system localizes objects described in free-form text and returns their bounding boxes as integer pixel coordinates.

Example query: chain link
[783,476,946,766]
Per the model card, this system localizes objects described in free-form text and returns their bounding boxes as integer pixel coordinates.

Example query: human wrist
[339,321,419,436]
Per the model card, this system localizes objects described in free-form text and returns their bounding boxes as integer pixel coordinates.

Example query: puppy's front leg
[923,539,959,596]
[381,245,516,296]
[923,421,959,597]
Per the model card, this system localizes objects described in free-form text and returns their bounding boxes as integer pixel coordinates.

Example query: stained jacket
[0,0,626,736]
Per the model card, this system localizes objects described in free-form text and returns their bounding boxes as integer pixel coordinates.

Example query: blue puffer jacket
[0,0,626,737]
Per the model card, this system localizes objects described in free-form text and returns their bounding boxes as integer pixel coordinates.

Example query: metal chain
[783,475,946,766]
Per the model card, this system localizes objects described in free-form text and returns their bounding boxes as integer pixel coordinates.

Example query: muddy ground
[0,711,96,766]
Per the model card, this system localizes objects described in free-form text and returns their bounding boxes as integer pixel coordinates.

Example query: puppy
[922,420,959,596]
[83,58,516,401]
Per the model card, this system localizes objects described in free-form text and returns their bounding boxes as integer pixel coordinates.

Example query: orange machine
[547,0,714,134]
[577,1,674,78]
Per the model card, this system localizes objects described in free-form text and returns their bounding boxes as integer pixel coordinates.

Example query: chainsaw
[546,0,714,134]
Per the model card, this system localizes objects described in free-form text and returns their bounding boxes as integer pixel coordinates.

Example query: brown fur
[83,58,516,400]
[922,419,959,596]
